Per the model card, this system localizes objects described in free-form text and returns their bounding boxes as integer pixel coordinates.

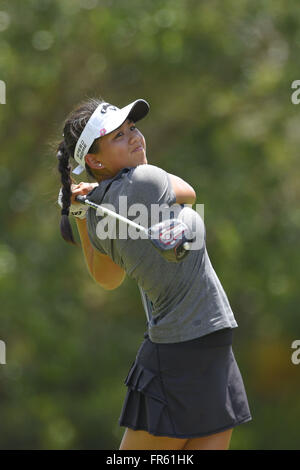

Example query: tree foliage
[0,0,299,449]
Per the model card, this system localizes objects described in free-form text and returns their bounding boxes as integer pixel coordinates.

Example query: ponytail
[57,141,77,245]
[56,97,104,245]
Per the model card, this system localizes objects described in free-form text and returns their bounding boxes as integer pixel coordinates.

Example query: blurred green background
[0,0,299,450]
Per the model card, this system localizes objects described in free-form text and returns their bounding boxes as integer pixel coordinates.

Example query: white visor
[72,99,149,174]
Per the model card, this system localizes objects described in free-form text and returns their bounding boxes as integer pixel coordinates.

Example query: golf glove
[57,188,88,219]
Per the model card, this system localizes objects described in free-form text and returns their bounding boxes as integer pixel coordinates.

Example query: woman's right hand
[70,182,98,205]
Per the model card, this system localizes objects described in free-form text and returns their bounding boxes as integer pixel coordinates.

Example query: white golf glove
[57,188,88,219]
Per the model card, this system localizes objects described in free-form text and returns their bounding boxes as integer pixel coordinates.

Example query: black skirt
[119,328,252,438]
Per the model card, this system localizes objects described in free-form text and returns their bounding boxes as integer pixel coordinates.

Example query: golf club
[75,195,194,262]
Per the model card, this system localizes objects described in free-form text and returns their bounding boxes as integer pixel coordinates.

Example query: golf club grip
[75,195,87,204]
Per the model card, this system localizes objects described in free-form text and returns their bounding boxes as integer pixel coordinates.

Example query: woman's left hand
[57,182,98,219]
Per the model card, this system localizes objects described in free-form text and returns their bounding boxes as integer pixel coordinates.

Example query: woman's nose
[129,132,140,145]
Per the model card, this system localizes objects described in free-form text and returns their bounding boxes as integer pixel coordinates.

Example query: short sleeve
[127,164,176,207]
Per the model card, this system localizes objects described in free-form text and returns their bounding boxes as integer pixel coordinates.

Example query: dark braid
[57,97,105,244]
[57,140,76,244]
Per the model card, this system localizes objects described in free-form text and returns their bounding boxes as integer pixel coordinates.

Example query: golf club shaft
[75,195,191,253]
[75,195,148,236]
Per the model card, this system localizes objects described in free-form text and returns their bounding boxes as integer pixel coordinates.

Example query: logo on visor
[100,103,117,114]
[77,139,87,158]
[100,128,106,136]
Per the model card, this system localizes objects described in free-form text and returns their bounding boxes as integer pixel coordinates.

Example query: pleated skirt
[119,328,252,438]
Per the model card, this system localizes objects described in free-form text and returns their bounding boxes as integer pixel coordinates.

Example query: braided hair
[57,98,105,244]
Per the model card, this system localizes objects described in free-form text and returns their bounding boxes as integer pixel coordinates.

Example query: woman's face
[85,118,147,180]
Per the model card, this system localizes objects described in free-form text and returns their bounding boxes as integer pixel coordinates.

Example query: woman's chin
[134,154,147,166]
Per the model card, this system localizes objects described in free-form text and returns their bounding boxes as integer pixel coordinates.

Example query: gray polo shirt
[86,164,238,343]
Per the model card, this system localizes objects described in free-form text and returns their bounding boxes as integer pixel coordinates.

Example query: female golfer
[56,97,252,450]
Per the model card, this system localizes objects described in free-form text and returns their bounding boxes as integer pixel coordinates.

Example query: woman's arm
[71,182,125,290]
[168,174,196,205]
[75,218,126,290]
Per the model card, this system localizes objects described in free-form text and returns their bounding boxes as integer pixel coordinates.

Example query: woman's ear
[85,154,104,169]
